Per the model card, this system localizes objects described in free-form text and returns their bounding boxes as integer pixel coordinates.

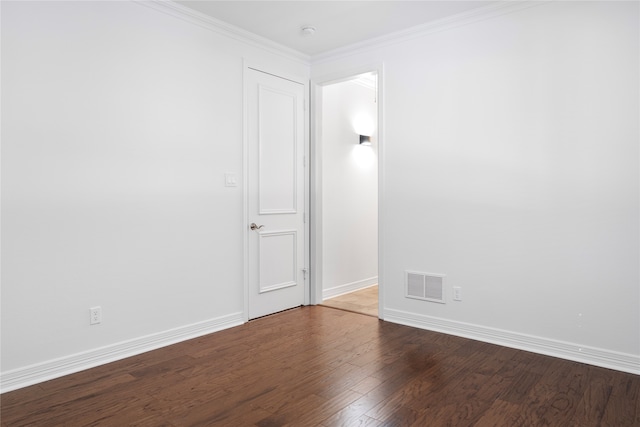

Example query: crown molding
[352,75,377,92]
[135,0,310,65]
[134,1,549,68]
[312,1,550,65]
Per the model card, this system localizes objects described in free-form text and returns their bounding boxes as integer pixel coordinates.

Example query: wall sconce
[359,135,372,146]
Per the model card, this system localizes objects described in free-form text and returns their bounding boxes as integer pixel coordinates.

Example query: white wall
[3,0,638,387]
[1,0,308,384]
[321,80,378,298]
[313,1,639,370]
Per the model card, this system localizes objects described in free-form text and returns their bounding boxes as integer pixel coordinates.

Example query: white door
[246,68,306,320]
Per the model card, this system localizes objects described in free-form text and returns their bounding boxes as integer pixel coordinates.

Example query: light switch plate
[225,173,237,187]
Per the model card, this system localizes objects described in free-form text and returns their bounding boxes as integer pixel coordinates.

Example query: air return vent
[406,271,445,304]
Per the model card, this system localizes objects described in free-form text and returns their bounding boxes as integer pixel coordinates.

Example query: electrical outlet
[453,287,462,301]
[90,306,102,325]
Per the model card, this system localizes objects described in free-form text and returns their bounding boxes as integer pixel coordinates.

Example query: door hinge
[303,212,306,223]
[302,268,308,280]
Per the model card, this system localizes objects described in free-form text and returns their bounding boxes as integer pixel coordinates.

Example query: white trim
[384,308,640,375]
[323,277,378,301]
[376,65,385,321]
[0,312,244,393]
[135,0,309,65]
[242,59,250,322]
[311,1,547,65]
[309,83,324,306]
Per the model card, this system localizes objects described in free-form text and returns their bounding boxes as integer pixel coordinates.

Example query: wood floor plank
[352,415,384,426]
[537,362,588,425]
[507,358,574,426]
[498,368,543,404]
[322,356,444,426]
[319,393,386,427]
[1,372,138,415]
[412,372,494,426]
[473,399,525,427]
[251,362,362,413]
[2,306,639,427]
[365,375,434,423]
[286,389,363,426]
[350,375,385,395]
[570,365,614,426]
[600,370,640,426]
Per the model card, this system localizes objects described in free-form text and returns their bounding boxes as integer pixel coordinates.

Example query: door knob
[250,223,264,231]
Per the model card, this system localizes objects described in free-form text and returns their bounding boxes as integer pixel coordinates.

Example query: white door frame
[243,60,310,322]
[310,63,385,319]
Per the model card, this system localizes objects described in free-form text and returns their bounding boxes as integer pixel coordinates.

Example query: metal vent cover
[406,271,445,304]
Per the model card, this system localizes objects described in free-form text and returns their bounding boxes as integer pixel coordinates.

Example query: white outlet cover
[90,306,102,325]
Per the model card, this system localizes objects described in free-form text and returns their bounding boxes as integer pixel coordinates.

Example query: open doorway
[311,69,381,318]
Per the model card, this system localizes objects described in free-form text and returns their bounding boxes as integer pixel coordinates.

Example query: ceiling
[176,1,496,56]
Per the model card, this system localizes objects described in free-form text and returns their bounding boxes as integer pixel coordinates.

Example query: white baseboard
[323,277,378,300]
[1,312,244,393]
[384,308,640,375]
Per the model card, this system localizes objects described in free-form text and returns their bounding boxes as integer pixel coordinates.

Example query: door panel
[247,68,305,320]
[259,230,297,293]
[259,86,298,214]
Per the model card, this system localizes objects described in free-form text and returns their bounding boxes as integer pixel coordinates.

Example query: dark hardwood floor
[1,306,638,426]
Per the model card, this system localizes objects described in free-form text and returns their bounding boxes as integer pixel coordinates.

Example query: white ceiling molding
[135,0,311,65]
[311,1,549,65]
[135,1,550,69]
[352,73,377,91]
